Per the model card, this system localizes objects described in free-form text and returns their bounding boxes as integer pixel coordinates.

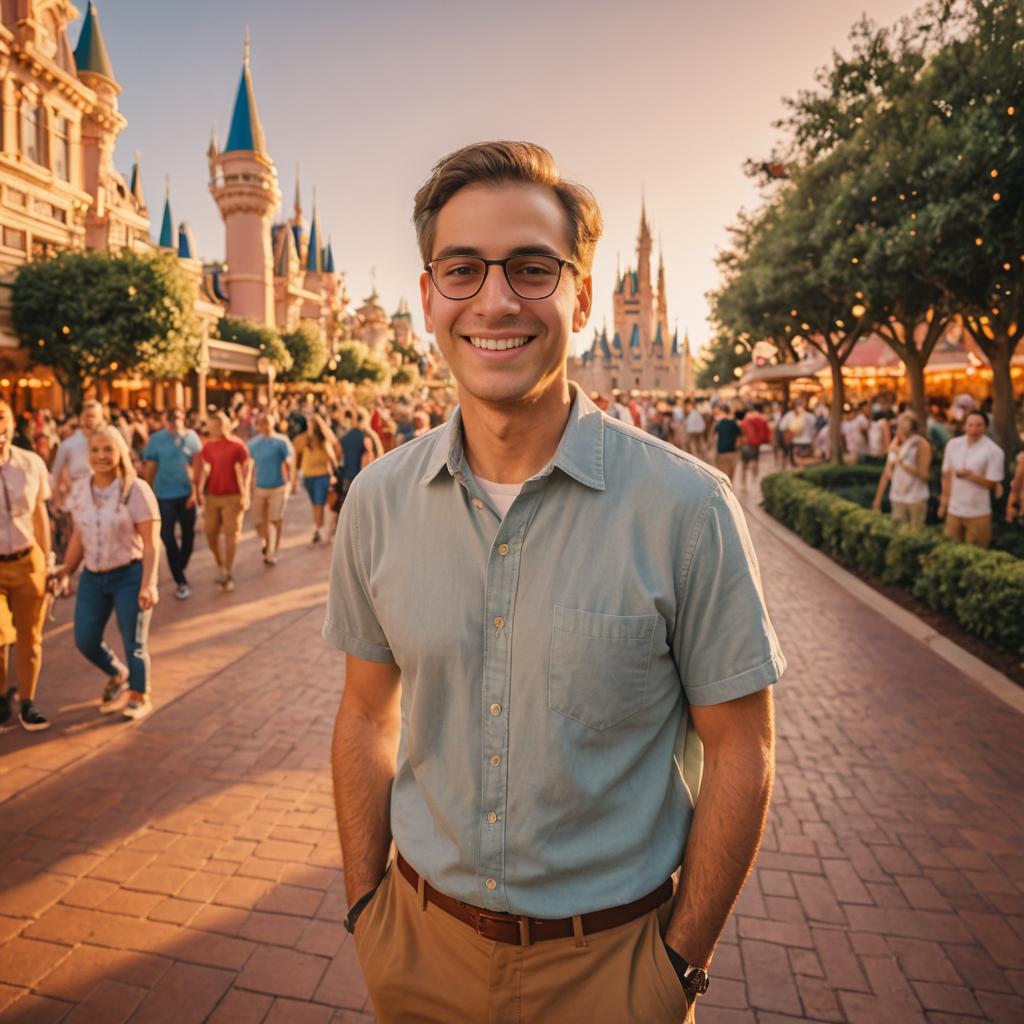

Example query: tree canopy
[218,317,293,374]
[280,323,329,382]
[12,250,199,410]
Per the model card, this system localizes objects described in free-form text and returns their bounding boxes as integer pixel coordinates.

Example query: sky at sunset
[74,0,925,356]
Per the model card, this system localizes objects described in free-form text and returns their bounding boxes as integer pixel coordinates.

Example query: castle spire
[224,33,268,157]
[293,164,303,222]
[306,187,323,272]
[74,2,117,83]
[158,180,174,248]
[129,151,146,212]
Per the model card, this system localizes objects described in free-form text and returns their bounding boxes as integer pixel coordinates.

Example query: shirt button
[472,498,484,509]
[489,703,502,716]
[498,544,509,556]
[493,616,504,629]
[490,754,501,766]
[487,811,498,824]
[485,878,497,890]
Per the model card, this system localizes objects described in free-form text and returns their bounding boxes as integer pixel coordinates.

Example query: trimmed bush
[762,469,1024,659]
[956,557,1024,656]
[881,526,948,587]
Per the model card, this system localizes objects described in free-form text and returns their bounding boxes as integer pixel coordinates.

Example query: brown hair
[413,141,603,277]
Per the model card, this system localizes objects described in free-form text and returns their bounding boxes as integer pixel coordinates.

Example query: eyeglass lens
[431,255,562,300]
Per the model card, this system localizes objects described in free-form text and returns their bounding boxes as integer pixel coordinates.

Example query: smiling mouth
[464,335,534,351]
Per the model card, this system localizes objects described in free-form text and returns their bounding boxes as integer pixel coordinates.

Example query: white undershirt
[476,476,523,518]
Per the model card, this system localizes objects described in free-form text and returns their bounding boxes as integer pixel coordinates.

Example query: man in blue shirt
[142,408,201,599]
[247,410,295,565]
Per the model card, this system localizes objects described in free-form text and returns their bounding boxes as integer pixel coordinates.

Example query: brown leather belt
[0,548,30,562]
[396,851,672,946]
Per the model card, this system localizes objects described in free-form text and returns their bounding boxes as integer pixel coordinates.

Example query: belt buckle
[471,906,516,941]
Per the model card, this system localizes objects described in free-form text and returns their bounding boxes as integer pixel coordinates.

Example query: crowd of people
[0,381,1018,736]
[0,389,452,733]
[606,387,1020,550]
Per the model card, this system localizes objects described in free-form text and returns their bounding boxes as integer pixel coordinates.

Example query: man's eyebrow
[431,244,566,260]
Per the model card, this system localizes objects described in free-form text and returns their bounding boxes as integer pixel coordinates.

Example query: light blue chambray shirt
[323,387,785,918]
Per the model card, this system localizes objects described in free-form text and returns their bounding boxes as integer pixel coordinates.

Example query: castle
[0,1,420,411]
[569,202,693,394]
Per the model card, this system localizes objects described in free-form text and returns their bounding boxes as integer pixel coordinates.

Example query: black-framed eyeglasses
[426,253,578,301]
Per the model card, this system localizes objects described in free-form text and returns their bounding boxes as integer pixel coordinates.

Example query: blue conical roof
[177,223,195,260]
[671,328,680,356]
[324,240,335,274]
[306,196,322,272]
[224,45,268,157]
[158,195,174,248]
[630,324,641,349]
[74,2,116,82]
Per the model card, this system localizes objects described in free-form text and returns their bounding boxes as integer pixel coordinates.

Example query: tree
[280,323,328,381]
[911,0,1024,459]
[12,250,198,410]
[218,317,293,374]
[322,341,388,384]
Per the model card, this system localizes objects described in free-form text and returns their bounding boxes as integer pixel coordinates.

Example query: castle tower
[656,244,668,339]
[75,2,128,249]
[636,199,654,349]
[208,35,280,325]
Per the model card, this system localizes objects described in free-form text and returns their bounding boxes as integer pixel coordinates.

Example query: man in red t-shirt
[738,402,772,491]
[195,411,252,592]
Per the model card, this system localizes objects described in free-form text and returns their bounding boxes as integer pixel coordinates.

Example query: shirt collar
[419,384,606,491]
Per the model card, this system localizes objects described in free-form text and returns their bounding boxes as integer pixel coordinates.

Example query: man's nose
[470,264,522,317]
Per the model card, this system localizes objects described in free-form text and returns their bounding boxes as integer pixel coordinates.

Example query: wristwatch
[664,944,710,998]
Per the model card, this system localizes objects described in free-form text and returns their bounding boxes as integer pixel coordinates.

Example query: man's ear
[420,272,434,334]
[573,275,593,333]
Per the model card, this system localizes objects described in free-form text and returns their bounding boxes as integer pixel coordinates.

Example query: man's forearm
[331,703,400,905]
[664,741,774,967]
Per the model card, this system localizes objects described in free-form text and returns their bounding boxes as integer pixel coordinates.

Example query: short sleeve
[128,480,160,524]
[941,442,953,473]
[673,484,785,706]
[985,444,1005,482]
[186,433,202,459]
[34,454,51,502]
[322,479,394,664]
[142,436,157,461]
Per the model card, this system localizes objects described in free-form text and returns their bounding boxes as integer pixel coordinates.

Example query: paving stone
[264,998,335,1023]
[130,963,235,1024]
[235,945,329,1000]
[34,945,171,1000]
[0,938,71,987]
[740,938,802,1016]
[207,989,274,1024]
[63,979,146,1023]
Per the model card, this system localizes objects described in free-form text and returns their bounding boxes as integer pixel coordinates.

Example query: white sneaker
[122,696,151,721]
[222,575,235,593]
[175,584,191,600]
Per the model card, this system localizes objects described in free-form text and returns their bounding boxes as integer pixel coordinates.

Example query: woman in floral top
[56,425,160,720]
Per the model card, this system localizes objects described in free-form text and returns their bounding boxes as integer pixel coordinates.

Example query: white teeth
[467,335,531,351]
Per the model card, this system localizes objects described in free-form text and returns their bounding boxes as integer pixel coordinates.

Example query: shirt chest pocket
[547,606,659,731]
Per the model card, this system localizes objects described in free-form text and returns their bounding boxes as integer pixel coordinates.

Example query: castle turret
[208,35,280,325]
[75,2,132,249]
[637,199,656,351]
[158,184,173,248]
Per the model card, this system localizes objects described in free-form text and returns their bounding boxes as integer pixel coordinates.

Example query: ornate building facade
[569,202,693,394]
[0,1,420,410]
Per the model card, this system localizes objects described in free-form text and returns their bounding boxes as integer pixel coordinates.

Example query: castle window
[20,100,42,164]
[52,117,70,181]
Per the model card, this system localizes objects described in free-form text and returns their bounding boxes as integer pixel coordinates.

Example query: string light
[852,304,866,317]
[976,237,984,246]
[851,257,859,264]
[990,169,999,178]
[993,192,1001,201]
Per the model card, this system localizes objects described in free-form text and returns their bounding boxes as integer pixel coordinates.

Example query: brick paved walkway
[0,487,1021,1023]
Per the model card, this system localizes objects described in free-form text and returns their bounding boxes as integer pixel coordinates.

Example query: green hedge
[760,471,1024,657]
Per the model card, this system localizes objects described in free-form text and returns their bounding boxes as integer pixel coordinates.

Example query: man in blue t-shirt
[247,410,295,565]
[142,408,202,599]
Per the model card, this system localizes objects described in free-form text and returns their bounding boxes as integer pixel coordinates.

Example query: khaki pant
[203,493,244,539]
[891,500,928,528]
[253,486,287,534]
[354,862,696,1024]
[944,512,992,548]
[0,545,48,699]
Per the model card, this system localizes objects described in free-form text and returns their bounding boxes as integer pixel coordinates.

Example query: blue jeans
[74,562,152,695]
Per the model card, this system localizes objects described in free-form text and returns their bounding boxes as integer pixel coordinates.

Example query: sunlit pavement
[0,472,1021,1023]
